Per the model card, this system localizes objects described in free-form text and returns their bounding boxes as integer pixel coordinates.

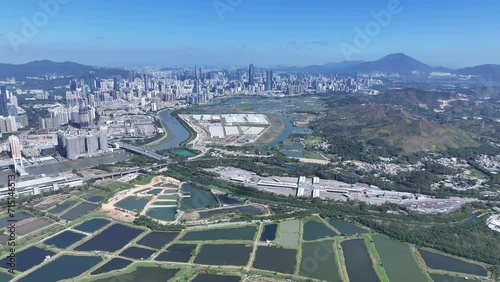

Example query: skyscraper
[113,76,120,91]
[248,64,255,85]
[88,71,95,93]
[265,70,273,91]
[143,74,148,90]
[129,70,135,82]
[193,66,199,93]
[0,86,8,117]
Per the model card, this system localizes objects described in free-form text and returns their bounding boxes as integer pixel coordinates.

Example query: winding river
[0,110,189,183]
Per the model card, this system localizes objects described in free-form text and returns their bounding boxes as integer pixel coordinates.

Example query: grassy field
[103,181,135,191]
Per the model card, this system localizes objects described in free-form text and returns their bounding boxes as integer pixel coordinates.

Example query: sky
[0,0,499,68]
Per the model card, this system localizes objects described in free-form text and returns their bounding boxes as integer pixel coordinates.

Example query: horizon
[1,0,500,67]
[2,52,498,70]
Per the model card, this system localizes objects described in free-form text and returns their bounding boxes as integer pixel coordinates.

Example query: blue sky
[0,0,499,67]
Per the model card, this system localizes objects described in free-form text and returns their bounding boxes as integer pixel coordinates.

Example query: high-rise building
[70,79,77,91]
[129,70,135,82]
[78,99,90,128]
[8,135,23,173]
[113,76,120,91]
[0,86,8,117]
[88,71,95,93]
[248,64,255,85]
[143,74,148,90]
[98,130,108,151]
[85,134,99,154]
[0,116,17,133]
[265,70,273,91]
[193,66,200,93]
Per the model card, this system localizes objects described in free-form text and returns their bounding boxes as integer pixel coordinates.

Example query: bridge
[83,163,168,182]
[119,143,168,161]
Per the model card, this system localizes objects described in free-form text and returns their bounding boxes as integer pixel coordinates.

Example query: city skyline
[0,0,499,67]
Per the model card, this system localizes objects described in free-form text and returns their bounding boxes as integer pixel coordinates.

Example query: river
[0,109,189,183]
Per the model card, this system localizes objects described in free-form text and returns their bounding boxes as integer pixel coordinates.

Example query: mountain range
[1,54,500,82]
[0,60,129,79]
[282,53,500,82]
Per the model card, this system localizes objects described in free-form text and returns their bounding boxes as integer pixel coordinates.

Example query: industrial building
[0,176,83,199]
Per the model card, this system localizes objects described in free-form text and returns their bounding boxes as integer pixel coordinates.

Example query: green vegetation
[357,216,500,266]
[312,104,477,158]
[133,215,185,231]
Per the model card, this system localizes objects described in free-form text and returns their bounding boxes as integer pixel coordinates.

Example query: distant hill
[317,104,477,154]
[0,60,129,79]
[456,64,500,83]
[378,88,458,109]
[283,53,500,81]
[351,53,434,74]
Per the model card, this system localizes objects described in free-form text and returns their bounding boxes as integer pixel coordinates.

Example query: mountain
[378,88,458,109]
[0,60,129,79]
[317,104,477,153]
[283,53,435,75]
[456,64,500,83]
[351,53,433,74]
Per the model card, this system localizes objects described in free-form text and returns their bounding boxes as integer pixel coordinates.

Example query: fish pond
[61,202,98,221]
[0,273,12,282]
[429,274,479,282]
[372,235,427,282]
[146,188,163,195]
[84,195,105,203]
[115,196,149,212]
[119,246,156,260]
[418,249,487,276]
[278,219,300,249]
[171,148,196,157]
[218,194,242,205]
[43,230,86,249]
[259,223,277,241]
[180,225,257,241]
[136,231,178,249]
[328,219,367,235]
[302,219,337,241]
[73,218,111,233]
[194,244,252,266]
[157,194,179,200]
[47,201,75,214]
[180,184,218,210]
[252,246,297,274]
[90,267,180,282]
[75,224,144,252]
[18,255,102,282]
[341,239,379,282]
[299,240,341,282]
[0,246,55,272]
[155,244,197,263]
[0,212,32,228]
[146,207,177,221]
[90,258,132,275]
